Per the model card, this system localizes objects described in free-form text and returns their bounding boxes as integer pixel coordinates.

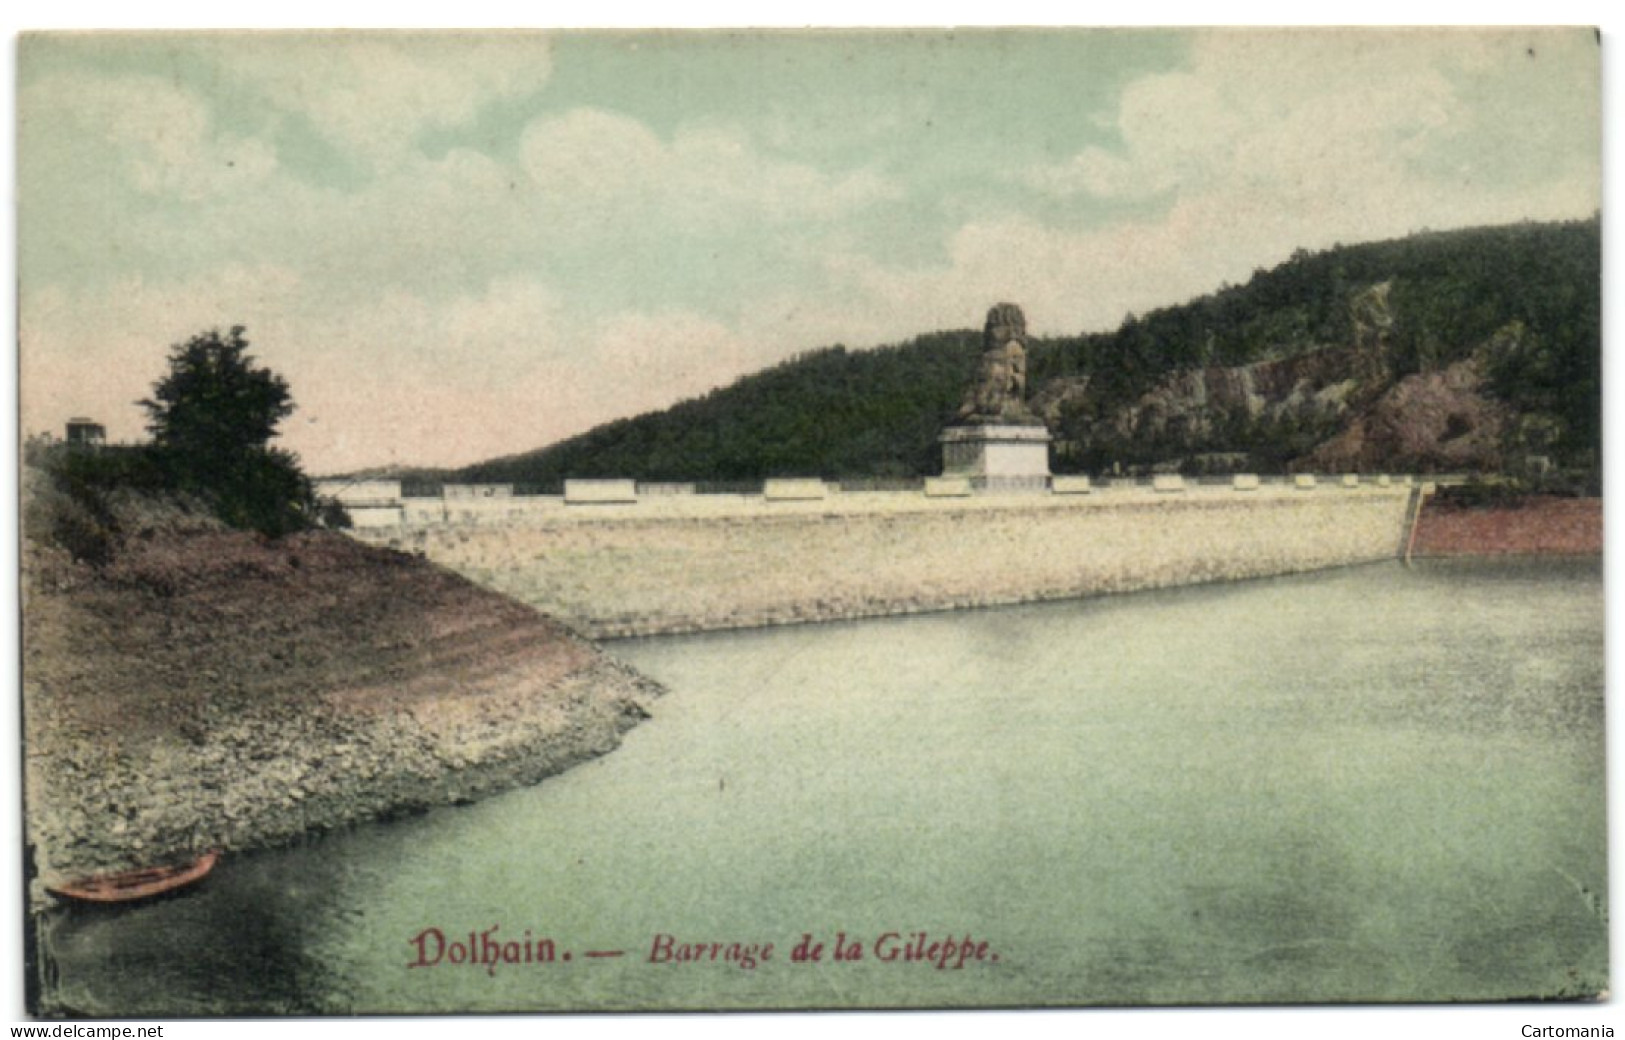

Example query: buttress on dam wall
[350,480,1421,639]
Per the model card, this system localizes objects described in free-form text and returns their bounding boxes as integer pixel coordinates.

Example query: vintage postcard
[14,28,1606,1020]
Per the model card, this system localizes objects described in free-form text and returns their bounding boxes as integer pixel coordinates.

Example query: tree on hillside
[142,325,292,455]
[139,326,314,536]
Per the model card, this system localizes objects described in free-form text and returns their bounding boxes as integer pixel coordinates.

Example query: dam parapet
[346,477,1424,639]
[330,472,1420,527]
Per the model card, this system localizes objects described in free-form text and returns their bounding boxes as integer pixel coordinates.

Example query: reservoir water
[38,559,1606,1013]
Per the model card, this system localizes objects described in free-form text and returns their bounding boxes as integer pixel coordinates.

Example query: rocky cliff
[1039,282,1527,475]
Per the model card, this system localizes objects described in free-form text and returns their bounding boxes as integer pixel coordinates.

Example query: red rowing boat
[47,850,219,903]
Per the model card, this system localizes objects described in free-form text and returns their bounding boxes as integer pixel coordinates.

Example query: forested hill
[447,216,1598,487]
[456,331,985,486]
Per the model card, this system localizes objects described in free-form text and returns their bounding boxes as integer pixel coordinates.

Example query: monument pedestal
[939,424,1052,493]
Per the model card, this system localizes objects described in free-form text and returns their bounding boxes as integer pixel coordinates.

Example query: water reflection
[42,834,362,1015]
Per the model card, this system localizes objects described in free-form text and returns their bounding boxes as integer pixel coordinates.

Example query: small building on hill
[64,418,106,448]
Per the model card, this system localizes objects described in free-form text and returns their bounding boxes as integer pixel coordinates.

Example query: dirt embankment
[1411,496,1601,556]
[22,503,661,900]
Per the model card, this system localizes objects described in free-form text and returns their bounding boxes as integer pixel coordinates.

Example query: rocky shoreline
[22,505,661,910]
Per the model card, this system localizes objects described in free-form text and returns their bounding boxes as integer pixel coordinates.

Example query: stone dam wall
[352,482,1420,638]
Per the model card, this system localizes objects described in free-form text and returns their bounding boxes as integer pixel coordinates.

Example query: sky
[16,27,1601,474]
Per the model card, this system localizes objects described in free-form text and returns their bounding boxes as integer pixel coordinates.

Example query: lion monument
[956,302,1039,424]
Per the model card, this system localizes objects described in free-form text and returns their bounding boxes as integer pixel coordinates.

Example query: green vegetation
[442,217,1598,488]
[23,443,174,566]
[458,331,983,488]
[139,326,314,536]
[1028,217,1600,467]
[27,326,324,564]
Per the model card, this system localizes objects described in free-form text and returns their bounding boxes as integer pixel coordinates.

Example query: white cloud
[206,33,555,163]
[1023,70,1240,201]
[1024,29,1597,215]
[21,71,280,202]
[896,29,1603,336]
[518,107,899,232]
[520,108,664,195]
[46,99,899,306]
